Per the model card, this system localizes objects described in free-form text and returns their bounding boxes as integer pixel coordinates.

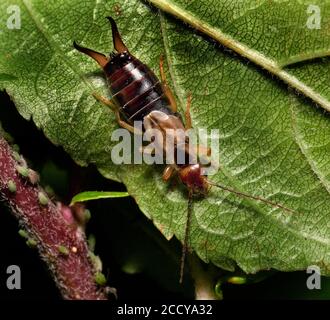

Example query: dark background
[0,91,329,300]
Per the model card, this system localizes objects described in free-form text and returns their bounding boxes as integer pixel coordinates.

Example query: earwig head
[178,164,210,196]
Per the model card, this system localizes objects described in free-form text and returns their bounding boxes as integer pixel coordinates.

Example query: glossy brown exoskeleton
[74,17,295,283]
[74,17,211,195]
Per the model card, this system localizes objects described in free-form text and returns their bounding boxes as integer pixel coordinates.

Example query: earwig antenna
[73,41,108,68]
[106,16,128,53]
[180,192,194,284]
[207,180,296,214]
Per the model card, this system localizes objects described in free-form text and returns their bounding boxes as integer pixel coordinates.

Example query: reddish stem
[0,136,108,300]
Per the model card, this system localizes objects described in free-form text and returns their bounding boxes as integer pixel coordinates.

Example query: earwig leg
[159,55,167,83]
[159,55,178,113]
[163,85,177,113]
[193,145,212,167]
[185,93,192,129]
[115,110,142,135]
[195,145,211,157]
[92,92,117,111]
[93,92,142,135]
[162,165,176,182]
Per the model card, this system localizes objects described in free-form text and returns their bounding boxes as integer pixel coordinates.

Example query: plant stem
[188,254,219,300]
[0,135,108,300]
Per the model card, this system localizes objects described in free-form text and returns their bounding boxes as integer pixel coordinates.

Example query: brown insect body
[74,17,295,283]
[105,52,174,122]
[74,17,209,196]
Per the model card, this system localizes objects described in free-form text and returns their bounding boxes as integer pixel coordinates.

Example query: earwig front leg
[92,92,117,111]
[195,145,211,157]
[185,93,192,129]
[162,165,176,182]
[159,55,178,113]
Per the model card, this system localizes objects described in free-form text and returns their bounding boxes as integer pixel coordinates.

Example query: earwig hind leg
[185,93,192,130]
[162,165,176,182]
[93,92,142,135]
[92,92,117,111]
[115,110,143,135]
[159,55,178,113]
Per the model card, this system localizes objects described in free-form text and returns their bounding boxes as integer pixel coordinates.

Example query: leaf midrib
[149,0,330,113]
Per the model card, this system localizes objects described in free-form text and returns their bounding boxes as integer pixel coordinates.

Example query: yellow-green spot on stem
[227,276,247,285]
[38,192,48,206]
[88,234,96,251]
[12,144,20,153]
[18,229,28,239]
[16,165,29,177]
[12,151,21,162]
[95,271,106,286]
[3,132,14,144]
[89,251,102,272]
[26,238,37,248]
[58,245,69,255]
[7,180,16,193]
[44,185,55,197]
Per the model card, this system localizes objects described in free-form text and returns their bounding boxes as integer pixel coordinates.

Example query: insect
[74,17,295,283]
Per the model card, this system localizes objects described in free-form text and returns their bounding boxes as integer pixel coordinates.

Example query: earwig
[74,17,296,284]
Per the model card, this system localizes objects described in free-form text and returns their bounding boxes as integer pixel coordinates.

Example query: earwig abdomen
[104,52,174,122]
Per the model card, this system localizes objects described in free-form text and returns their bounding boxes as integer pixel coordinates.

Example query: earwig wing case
[1,0,330,278]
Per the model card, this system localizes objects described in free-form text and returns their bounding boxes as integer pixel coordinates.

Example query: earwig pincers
[74,17,296,283]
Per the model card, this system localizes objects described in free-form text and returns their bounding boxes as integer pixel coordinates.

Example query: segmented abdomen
[104,52,173,122]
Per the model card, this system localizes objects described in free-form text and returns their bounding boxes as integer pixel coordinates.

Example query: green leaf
[70,191,129,205]
[1,0,330,275]
[0,73,18,81]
